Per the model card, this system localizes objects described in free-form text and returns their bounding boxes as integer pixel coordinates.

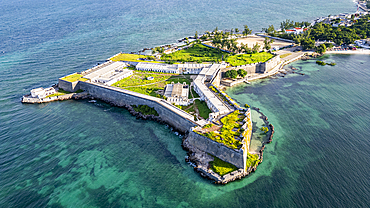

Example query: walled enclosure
[230,55,281,74]
[58,79,81,92]
[187,131,246,169]
[78,81,197,133]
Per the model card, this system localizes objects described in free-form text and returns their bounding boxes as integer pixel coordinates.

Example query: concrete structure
[30,87,56,99]
[187,109,252,170]
[178,63,210,74]
[187,130,245,169]
[227,55,281,75]
[82,61,131,85]
[136,62,179,73]
[164,82,189,105]
[77,81,200,133]
[193,64,230,118]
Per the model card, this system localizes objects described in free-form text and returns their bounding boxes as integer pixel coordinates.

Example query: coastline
[19,1,369,185]
[326,49,370,54]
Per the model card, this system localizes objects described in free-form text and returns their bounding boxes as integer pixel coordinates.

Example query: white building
[164,82,189,105]
[136,62,179,73]
[178,63,210,74]
[31,87,56,99]
[83,61,133,85]
[193,64,230,118]
[285,27,308,35]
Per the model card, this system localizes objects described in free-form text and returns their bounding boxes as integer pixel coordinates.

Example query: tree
[301,38,315,50]
[243,25,252,36]
[315,44,326,54]
[264,25,276,35]
[225,70,238,79]
[252,43,260,53]
[235,28,239,34]
[264,37,272,51]
[237,69,247,77]
[195,31,198,39]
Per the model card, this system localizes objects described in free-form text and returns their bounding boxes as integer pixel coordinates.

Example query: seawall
[186,131,245,169]
[79,81,198,133]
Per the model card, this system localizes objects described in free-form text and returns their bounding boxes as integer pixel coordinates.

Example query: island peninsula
[22,6,370,184]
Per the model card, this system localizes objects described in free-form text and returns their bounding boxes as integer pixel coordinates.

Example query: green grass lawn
[61,74,88,82]
[111,53,161,63]
[111,72,172,88]
[209,155,238,176]
[195,99,211,119]
[226,52,274,66]
[161,43,228,63]
[112,71,193,99]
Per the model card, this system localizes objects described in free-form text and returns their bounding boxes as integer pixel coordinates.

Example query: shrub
[260,127,269,133]
[209,155,238,176]
[132,105,159,116]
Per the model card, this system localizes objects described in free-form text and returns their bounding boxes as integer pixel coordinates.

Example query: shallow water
[2,0,369,207]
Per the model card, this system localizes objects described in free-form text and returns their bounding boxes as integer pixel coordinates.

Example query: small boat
[88,100,97,103]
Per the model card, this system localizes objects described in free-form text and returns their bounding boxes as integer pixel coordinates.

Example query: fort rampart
[186,130,246,169]
[77,81,198,133]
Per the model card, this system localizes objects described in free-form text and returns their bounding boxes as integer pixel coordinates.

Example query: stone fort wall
[229,55,280,74]
[186,131,246,169]
[78,81,197,133]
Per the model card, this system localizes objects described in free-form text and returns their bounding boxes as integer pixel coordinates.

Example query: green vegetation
[276,14,370,46]
[203,124,214,129]
[243,25,252,36]
[197,110,245,149]
[195,100,211,119]
[209,155,238,176]
[245,153,260,168]
[316,61,326,66]
[316,61,336,66]
[111,53,160,63]
[280,53,292,59]
[112,72,172,88]
[300,38,315,50]
[113,71,193,99]
[189,86,200,99]
[315,44,327,54]
[45,89,83,98]
[225,70,238,79]
[260,127,269,133]
[263,37,274,51]
[132,105,159,116]
[61,74,88,82]
[226,52,274,66]
[45,92,65,98]
[161,43,228,63]
[237,69,247,77]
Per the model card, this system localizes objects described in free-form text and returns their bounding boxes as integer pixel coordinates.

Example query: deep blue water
[2,0,369,207]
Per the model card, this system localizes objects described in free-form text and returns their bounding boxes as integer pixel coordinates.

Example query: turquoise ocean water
[1,0,369,207]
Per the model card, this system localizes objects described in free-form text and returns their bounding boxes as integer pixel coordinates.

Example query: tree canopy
[237,69,248,77]
[225,70,238,79]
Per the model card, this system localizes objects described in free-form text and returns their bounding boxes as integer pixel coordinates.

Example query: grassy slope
[226,52,274,66]
[161,44,228,63]
[209,155,238,176]
[111,53,160,63]
[195,100,211,119]
[61,74,88,82]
